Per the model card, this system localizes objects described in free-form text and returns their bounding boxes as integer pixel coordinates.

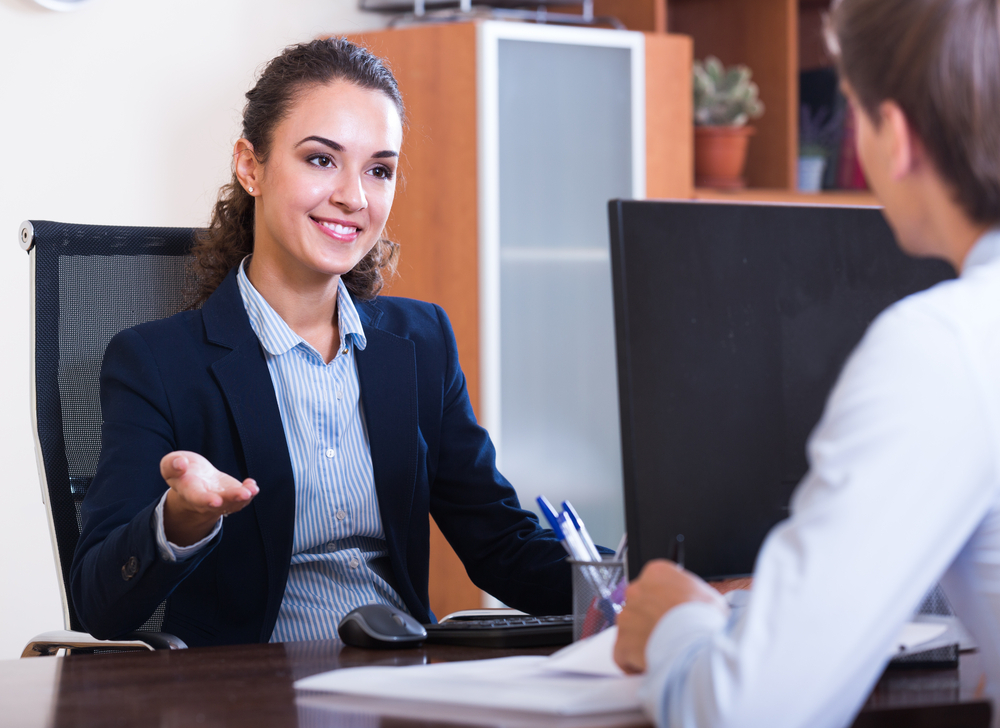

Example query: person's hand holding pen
[613,560,728,674]
[161,451,259,547]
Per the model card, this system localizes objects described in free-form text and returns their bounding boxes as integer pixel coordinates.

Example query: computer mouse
[337,603,427,649]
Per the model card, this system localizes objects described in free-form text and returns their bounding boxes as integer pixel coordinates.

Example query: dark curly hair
[191,37,405,306]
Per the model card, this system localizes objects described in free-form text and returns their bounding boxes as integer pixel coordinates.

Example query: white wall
[0,0,386,658]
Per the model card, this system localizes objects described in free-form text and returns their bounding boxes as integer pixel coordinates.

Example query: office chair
[20,220,198,656]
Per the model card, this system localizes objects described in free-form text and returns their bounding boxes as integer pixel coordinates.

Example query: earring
[248,186,254,193]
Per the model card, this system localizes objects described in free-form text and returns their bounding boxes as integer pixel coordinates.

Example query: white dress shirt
[641,229,1000,728]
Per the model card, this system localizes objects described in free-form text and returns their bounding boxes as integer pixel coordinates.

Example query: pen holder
[568,559,626,641]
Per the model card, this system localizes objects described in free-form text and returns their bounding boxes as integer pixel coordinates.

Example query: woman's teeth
[319,221,358,235]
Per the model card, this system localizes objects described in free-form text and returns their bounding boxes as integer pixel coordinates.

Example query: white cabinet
[477,23,646,547]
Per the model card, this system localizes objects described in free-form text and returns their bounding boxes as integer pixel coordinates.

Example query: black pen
[672,533,685,569]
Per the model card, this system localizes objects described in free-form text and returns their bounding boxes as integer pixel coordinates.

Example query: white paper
[294,619,952,720]
[889,622,948,657]
[295,652,642,716]
[543,626,625,677]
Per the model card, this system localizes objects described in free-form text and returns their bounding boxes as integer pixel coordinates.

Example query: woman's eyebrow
[294,136,398,160]
[295,135,344,151]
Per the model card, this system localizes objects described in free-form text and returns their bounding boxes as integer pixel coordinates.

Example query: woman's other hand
[613,559,727,674]
[160,451,259,546]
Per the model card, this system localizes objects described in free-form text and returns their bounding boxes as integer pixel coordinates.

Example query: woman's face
[242,80,403,287]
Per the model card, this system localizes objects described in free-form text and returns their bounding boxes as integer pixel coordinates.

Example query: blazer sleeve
[70,327,221,639]
[425,304,576,615]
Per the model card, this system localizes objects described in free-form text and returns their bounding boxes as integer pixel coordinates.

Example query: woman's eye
[370,165,394,181]
[308,155,334,168]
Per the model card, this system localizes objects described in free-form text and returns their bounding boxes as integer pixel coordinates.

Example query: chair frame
[19,220,190,656]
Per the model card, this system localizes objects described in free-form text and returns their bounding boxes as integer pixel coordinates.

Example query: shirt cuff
[639,601,729,725]
[153,490,222,562]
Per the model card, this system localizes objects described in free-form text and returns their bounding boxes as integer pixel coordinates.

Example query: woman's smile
[312,216,362,243]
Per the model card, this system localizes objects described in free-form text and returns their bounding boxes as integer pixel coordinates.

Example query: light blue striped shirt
[234,261,408,642]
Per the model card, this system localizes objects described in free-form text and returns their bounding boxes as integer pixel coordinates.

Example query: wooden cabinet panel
[595,0,667,32]
[347,24,485,617]
[646,32,693,199]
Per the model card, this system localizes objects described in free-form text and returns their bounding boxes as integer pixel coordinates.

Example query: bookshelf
[601,0,877,204]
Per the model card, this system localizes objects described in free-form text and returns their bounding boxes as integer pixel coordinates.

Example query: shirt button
[336,510,347,521]
[349,558,360,569]
[336,389,343,400]
[326,543,337,553]
[121,556,140,581]
[325,448,335,459]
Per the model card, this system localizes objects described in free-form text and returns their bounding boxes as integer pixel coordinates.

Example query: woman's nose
[331,171,367,212]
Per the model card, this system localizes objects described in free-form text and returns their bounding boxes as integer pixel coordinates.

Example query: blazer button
[121,556,140,581]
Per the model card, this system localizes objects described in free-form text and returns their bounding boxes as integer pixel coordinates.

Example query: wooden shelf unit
[596,0,867,201]
[694,188,877,206]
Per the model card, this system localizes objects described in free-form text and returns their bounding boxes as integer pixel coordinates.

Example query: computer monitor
[608,200,955,580]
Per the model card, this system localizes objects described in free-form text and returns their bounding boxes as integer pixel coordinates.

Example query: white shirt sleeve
[153,490,222,562]
[640,301,998,728]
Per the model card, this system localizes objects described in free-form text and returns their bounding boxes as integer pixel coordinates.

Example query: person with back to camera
[613,0,1000,725]
[69,38,578,646]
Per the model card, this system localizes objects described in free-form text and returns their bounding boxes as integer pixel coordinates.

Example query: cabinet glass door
[479,23,644,549]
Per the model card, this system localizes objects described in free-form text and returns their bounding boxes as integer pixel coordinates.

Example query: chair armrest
[21,629,188,657]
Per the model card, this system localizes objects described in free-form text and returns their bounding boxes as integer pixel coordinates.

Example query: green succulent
[693,56,765,126]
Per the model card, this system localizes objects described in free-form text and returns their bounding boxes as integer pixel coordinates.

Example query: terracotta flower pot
[694,125,756,190]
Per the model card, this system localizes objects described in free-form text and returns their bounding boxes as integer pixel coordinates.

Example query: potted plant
[798,104,844,192]
[693,57,765,189]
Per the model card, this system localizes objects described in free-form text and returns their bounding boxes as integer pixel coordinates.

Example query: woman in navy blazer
[70,38,571,646]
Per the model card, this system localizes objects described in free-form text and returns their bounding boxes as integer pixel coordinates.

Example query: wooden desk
[0,642,990,727]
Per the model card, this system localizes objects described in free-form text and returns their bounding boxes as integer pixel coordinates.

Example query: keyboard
[424,613,574,648]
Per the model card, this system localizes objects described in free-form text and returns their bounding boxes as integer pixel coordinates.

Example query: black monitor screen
[609,200,955,580]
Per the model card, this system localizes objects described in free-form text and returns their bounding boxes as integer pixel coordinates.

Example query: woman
[614,0,1000,726]
[70,38,571,646]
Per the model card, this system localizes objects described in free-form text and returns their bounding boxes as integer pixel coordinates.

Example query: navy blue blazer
[70,268,572,646]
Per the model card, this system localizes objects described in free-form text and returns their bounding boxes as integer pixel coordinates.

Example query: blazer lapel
[355,307,419,578]
[202,271,296,640]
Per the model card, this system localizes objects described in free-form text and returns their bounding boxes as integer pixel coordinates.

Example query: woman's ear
[234,139,261,195]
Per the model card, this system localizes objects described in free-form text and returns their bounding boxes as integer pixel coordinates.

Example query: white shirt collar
[236,258,367,357]
[962,227,1000,273]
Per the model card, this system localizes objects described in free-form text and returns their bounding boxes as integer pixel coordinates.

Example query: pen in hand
[672,533,685,569]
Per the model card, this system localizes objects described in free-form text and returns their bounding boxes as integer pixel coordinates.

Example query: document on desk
[295,620,951,724]
[295,627,641,717]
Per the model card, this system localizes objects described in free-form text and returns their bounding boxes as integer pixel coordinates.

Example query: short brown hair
[828,0,1000,225]
[191,37,404,307]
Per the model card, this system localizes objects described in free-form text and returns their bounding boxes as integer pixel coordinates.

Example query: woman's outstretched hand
[160,451,259,547]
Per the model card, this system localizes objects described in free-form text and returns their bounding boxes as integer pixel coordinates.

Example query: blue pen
[561,500,602,562]
[538,495,592,561]
[537,496,572,557]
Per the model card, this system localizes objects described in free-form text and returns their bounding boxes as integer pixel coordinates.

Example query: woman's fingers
[159,452,190,481]
[160,451,259,513]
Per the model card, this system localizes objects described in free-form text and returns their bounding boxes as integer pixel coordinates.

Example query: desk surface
[0,641,991,727]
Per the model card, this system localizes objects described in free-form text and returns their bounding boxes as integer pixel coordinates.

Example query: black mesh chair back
[22,220,198,634]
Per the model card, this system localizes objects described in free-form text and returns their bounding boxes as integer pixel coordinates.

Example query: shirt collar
[236,258,367,357]
[963,227,1000,273]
